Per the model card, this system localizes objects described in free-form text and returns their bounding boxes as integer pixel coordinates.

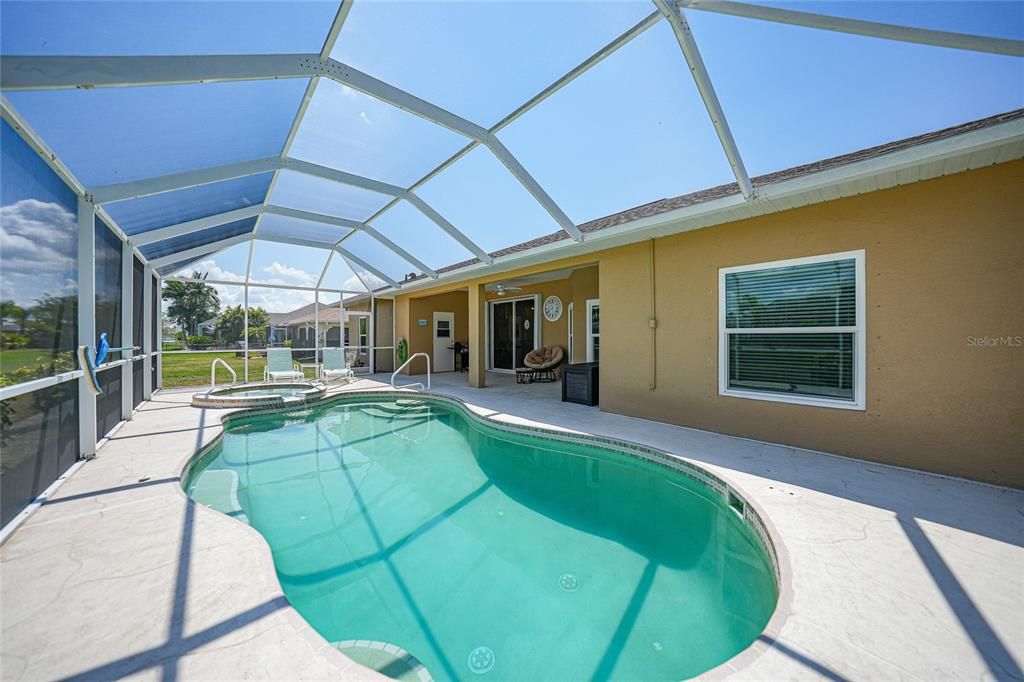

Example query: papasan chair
[517,345,565,384]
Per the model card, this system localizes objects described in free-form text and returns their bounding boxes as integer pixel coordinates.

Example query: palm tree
[162,272,220,336]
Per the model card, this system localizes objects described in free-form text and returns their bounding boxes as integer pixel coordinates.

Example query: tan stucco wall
[600,160,1023,487]
[568,266,599,362]
[402,290,469,373]
[392,161,1022,485]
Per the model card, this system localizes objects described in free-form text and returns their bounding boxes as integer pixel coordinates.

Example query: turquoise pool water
[184,398,777,681]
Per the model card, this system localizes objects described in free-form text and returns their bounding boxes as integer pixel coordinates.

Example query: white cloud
[181,258,245,283]
[359,111,374,126]
[259,261,317,287]
[0,199,77,305]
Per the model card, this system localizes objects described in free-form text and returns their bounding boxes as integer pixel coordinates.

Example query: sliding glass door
[490,297,537,371]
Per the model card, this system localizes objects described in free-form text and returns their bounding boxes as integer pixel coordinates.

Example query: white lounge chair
[321,347,354,384]
[264,348,304,382]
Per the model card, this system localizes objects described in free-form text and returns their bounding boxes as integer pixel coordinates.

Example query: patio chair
[264,348,304,382]
[521,345,565,383]
[321,347,355,384]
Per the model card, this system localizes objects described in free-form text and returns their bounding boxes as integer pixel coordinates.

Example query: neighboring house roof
[267,302,344,327]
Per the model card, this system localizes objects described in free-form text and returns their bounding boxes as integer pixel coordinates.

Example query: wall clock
[543,295,563,322]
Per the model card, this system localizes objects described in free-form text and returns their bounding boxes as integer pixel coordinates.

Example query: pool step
[357,405,432,421]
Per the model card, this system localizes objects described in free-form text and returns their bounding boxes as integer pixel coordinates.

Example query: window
[586,299,600,363]
[436,320,450,338]
[359,317,369,348]
[719,250,865,409]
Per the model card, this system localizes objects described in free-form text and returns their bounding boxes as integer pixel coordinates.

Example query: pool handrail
[391,352,430,391]
[210,357,237,388]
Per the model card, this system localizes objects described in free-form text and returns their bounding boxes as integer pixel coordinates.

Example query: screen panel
[289,78,468,186]
[249,241,331,289]
[686,8,1024,176]
[7,79,310,186]
[258,213,352,246]
[105,173,273,236]
[497,21,735,225]
[139,218,256,261]
[0,120,78,386]
[95,365,123,439]
[0,381,79,526]
[415,145,562,255]
[369,200,474,270]
[95,218,123,352]
[332,0,655,126]
[1,1,339,55]
[269,171,392,222]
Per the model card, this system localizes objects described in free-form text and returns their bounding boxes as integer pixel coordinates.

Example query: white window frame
[718,249,866,410]
[586,298,600,363]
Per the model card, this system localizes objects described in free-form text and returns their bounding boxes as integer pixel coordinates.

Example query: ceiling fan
[494,283,523,297]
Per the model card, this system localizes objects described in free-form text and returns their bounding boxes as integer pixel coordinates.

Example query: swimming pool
[184,394,779,681]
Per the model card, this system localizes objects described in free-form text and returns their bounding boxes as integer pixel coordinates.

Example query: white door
[433,312,455,372]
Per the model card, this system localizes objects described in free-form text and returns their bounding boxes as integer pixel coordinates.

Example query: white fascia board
[403,193,494,264]
[755,116,1024,201]
[130,205,265,246]
[654,0,754,200]
[679,0,1024,57]
[149,234,252,269]
[91,157,280,204]
[335,246,401,289]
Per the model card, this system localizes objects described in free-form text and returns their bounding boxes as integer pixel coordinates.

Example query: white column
[369,293,376,374]
[77,198,98,459]
[243,284,249,383]
[120,243,134,420]
[314,290,320,377]
[155,275,163,389]
[142,264,153,399]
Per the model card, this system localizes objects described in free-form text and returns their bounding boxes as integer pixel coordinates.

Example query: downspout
[649,238,658,391]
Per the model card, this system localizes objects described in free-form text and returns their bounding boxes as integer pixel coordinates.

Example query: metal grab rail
[391,352,431,391]
[211,357,237,388]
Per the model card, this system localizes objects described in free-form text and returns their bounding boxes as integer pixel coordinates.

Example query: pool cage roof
[2,0,1023,295]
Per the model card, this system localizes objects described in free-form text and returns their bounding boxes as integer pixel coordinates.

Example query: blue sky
[3,1,1022,292]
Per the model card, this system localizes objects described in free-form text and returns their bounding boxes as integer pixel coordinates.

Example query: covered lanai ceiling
[2,0,1022,296]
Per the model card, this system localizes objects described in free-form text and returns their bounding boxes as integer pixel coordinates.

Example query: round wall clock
[543,295,563,322]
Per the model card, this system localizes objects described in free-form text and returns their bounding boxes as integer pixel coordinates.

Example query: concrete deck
[1,372,1021,681]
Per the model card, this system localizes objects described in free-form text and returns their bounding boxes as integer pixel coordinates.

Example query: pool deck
[1,372,1021,681]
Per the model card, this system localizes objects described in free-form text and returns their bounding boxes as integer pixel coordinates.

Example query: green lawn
[1,348,76,384]
[160,352,319,388]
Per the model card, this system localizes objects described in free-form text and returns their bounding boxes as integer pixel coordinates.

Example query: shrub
[187,335,214,346]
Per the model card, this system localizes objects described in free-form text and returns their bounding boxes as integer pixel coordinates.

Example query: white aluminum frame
[1,4,1020,296]
[486,294,541,373]
[586,298,600,363]
[717,249,867,410]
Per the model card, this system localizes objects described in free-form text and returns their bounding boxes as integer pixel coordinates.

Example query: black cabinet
[562,362,599,406]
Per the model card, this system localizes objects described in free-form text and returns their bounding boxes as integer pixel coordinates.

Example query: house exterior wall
[402,291,469,373]
[484,278,572,355]
[394,161,1022,486]
[568,266,599,363]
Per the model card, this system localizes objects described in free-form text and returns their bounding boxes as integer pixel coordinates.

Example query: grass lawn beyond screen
[160,352,317,388]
